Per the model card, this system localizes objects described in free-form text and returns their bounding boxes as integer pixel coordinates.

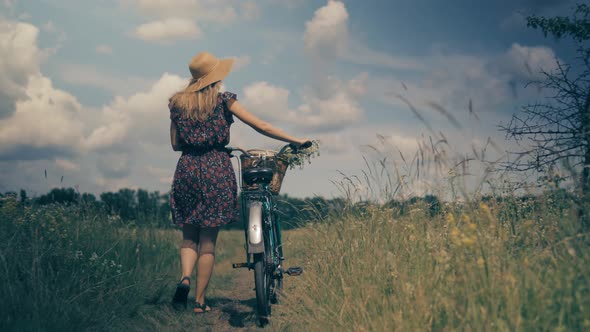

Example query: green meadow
[1,184,588,331]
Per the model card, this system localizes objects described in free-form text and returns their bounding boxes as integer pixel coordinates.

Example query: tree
[19,189,27,205]
[81,193,96,204]
[36,188,80,205]
[500,4,590,227]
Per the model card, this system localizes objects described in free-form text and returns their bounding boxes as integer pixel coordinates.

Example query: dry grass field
[1,187,588,331]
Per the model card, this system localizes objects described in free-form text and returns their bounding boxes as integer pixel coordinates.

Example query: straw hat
[186,52,234,92]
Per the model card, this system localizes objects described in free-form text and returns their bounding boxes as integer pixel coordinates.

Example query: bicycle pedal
[232,262,249,269]
[286,266,303,276]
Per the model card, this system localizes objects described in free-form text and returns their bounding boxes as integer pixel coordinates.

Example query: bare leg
[194,227,220,310]
[180,225,200,285]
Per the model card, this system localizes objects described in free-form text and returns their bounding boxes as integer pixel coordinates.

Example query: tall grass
[1,187,588,331]
[272,189,590,331]
[271,94,589,330]
[0,196,262,331]
[0,199,181,331]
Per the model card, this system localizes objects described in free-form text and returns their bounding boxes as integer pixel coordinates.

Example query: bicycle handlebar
[226,146,251,157]
[227,141,313,158]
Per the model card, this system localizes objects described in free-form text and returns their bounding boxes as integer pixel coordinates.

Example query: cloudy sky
[0,0,577,199]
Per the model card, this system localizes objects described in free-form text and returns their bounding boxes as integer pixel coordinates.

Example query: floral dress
[169,92,238,228]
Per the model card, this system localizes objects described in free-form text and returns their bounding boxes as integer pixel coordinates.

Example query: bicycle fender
[247,201,265,254]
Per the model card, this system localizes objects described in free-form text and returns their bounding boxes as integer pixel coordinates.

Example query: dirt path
[203,267,259,331]
[116,229,305,331]
[119,265,261,332]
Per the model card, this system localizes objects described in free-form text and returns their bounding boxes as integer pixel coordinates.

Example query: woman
[169,51,309,313]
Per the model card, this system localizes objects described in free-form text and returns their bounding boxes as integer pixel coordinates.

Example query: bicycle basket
[240,149,289,195]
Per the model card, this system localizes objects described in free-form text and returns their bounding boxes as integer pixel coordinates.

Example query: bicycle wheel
[270,221,283,304]
[253,252,271,325]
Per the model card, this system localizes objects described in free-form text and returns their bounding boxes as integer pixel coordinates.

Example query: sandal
[193,301,211,314]
[171,276,191,310]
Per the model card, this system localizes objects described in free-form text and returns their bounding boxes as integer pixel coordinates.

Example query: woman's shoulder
[168,96,184,121]
[219,91,237,102]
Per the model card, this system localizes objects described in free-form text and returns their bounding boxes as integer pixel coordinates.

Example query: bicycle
[228,142,311,326]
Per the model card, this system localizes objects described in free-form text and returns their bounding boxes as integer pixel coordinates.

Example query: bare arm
[170,120,182,151]
[228,100,307,145]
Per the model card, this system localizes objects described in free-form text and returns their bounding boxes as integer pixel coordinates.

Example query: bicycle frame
[229,147,283,270]
[241,187,276,255]
[228,143,309,325]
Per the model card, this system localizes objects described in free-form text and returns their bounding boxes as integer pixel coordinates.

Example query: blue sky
[0,0,579,199]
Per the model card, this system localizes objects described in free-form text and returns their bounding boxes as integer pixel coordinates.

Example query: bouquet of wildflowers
[278,140,320,169]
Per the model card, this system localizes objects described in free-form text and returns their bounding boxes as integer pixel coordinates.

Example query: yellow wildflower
[479,202,491,214]
[477,257,485,267]
[504,273,517,287]
[462,214,471,223]
[461,236,476,247]
[479,202,494,221]
[445,213,455,224]
[450,228,462,245]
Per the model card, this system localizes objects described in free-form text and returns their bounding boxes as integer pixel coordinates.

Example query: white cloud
[60,63,152,96]
[0,74,85,158]
[232,55,251,70]
[298,89,363,131]
[271,122,434,199]
[84,120,129,152]
[303,1,422,71]
[344,41,426,71]
[489,43,559,81]
[347,72,368,97]
[304,0,349,59]
[241,74,365,133]
[55,158,81,172]
[268,0,308,8]
[95,44,113,54]
[347,44,560,193]
[94,176,135,193]
[80,71,188,188]
[242,3,373,133]
[146,165,173,185]
[4,67,186,189]
[0,19,43,118]
[83,72,187,152]
[131,18,201,42]
[0,16,188,179]
[368,43,560,127]
[0,3,559,199]
[17,12,31,20]
[42,21,56,33]
[241,1,260,20]
[0,19,86,160]
[122,0,238,23]
[97,153,132,178]
[241,81,291,120]
[309,132,352,154]
[372,57,492,113]
[40,20,66,45]
[121,0,265,42]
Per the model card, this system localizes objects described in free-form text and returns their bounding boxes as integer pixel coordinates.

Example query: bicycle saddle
[243,167,274,185]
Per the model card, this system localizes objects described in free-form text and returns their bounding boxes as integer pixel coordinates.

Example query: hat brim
[186,58,234,92]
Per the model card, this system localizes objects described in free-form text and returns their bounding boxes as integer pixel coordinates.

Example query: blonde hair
[169,81,222,121]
